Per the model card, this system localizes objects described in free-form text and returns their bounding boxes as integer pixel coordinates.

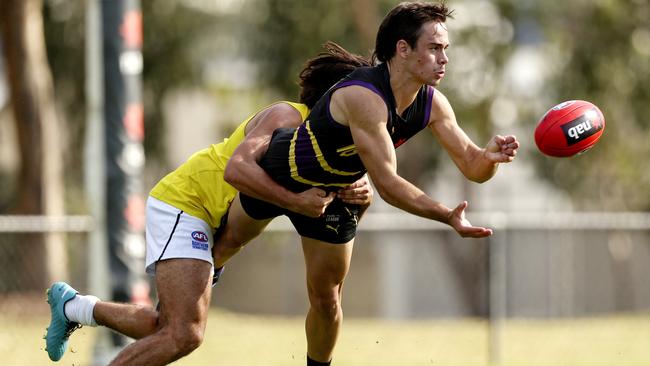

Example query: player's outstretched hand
[448,201,493,238]
[293,188,336,218]
[485,134,519,163]
[337,175,373,205]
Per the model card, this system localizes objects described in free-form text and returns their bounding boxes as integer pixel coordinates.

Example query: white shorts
[145,196,214,276]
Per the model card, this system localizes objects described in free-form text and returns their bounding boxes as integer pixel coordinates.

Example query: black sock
[307,355,331,366]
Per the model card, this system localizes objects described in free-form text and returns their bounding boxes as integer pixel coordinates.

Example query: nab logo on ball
[561,109,604,145]
[191,231,209,251]
[534,100,605,157]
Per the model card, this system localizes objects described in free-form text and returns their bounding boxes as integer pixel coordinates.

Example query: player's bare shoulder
[245,102,304,134]
[264,102,304,126]
[330,86,387,128]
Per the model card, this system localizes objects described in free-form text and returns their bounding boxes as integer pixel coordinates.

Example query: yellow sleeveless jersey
[149,102,310,230]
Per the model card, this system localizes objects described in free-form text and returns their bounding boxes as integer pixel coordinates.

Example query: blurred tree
[1,0,64,216]
[239,0,383,102]
[0,0,67,288]
[140,1,219,161]
[41,0,85,212]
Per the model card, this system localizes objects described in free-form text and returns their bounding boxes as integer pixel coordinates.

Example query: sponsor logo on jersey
[561,109,603,145]
[191,231,209,250]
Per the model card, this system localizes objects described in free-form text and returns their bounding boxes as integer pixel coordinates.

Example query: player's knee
[309,292,341,319]
[168,323,204,356]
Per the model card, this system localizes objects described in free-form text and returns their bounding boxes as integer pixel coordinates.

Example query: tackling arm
[224,103,334,218]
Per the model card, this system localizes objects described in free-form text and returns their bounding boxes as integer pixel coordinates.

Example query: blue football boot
[45,282,81,361]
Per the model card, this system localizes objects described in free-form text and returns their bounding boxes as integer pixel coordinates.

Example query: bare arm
[330,86,491,237]
[224,103,334,218]
[428,90,519,183]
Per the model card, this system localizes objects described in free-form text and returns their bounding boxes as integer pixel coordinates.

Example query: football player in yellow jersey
[44,43,372,364]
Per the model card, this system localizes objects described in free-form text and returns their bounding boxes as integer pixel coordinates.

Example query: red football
[534,100,605,157]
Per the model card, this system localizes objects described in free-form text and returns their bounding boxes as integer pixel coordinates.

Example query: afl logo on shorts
[191,231,209,251]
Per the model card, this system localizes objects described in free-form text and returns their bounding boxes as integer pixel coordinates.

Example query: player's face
[406,21,449,86]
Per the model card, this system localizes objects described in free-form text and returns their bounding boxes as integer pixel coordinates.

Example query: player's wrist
[443,207,454,226]
[432,204,453,225]
[284,193,302,212]
[480,146,495,163]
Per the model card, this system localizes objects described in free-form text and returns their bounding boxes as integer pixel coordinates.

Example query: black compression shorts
[239,193,359,244]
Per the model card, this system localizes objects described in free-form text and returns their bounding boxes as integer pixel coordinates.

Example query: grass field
[3,309,650,366]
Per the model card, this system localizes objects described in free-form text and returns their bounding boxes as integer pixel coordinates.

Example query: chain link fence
[0,216,94,311]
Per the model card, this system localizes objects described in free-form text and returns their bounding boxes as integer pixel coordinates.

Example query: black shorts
[239,193,359,244]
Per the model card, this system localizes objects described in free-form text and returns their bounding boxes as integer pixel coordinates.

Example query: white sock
[64,294,100,327]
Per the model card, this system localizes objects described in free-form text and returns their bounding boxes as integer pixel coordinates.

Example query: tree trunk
[0,0,68,290]
[350,0,379,53]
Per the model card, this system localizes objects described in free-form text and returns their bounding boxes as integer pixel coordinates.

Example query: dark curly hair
[372,2,454,64]
[299,42,371,109]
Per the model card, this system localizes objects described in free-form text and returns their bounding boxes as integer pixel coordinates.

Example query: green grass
[4,309,650,366]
